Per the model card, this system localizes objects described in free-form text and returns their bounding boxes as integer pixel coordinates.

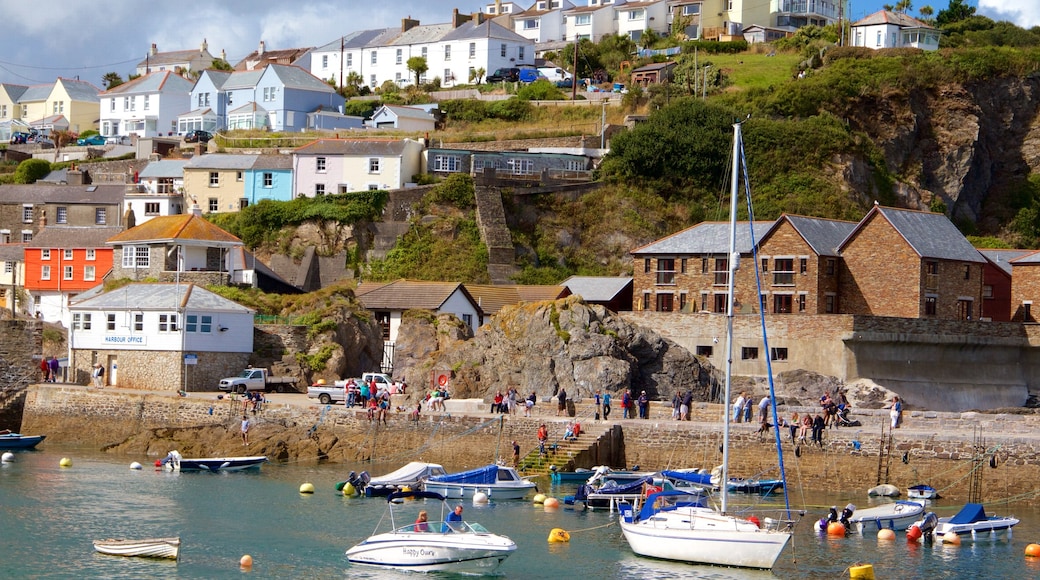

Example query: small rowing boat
[93,537,180,559]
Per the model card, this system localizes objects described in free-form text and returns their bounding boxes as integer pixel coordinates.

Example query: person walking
[537,424,548,455]
[638,390,649,420]
[48,356,59,382]
[681,390,692,421]
[602,392,612,421]
[556,387,567,417]
[91,363,104,388]
[594,390,602,420]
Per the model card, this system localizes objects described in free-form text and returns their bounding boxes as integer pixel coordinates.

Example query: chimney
[201,38,208,54]
[38,207,46,229]
[124,203,137,230]
[67,167,86,185]
[190,200,203,217]
[453,8,474,28]
[258,40,265,56]
[221,49,227,61]
[150,43,158,56]
[402,17,420,32]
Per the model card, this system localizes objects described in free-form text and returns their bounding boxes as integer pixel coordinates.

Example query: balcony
[126,183,183,195]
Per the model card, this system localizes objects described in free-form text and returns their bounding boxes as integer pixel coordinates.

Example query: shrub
[441,99,489,123]
[13,159,52,184]
[517,79,564,101]
[343,100,381,119]
[487,97,532,121]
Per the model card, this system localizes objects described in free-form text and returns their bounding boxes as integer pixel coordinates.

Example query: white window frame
[56,206,67,224]
[158,313,179,332]
[64,249,73,260]
[316,157,326,173]
[86,248,96,261]
[41,249,51,260]
[84,265,95,281]
[122,246,150,269]
[95,208,106,225]
[368,158,380,173]
[63,265,73,280]
[41,265,50,280]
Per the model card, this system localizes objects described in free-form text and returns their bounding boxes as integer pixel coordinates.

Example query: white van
[538,67,571,83]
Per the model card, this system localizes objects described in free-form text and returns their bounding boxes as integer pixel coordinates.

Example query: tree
[344,71,364,97]
[210,58,233,71]
[469,67,486,84]
[101,72,124,89]
[894,0,913,13]
[919,5,934,18]
[937,0,976,26]
[407,56,428,86]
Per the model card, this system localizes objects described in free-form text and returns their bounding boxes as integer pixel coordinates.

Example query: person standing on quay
[512,440,520,469]
[241,415,251,445]
[594,390,602,420]
[602,391,611,421]
[39,357,49,382]
[638,390,649,420]
[556,387,568,417]
[48,356,59,382]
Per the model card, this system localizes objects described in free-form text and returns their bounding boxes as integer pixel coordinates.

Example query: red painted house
[24,226,121,324]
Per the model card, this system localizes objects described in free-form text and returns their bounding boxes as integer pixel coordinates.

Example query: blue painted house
[179,70,230,133]
[244,154,293,204]
[255,64,341,132]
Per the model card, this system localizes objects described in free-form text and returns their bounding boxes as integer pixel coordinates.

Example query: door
[107,354,118,386]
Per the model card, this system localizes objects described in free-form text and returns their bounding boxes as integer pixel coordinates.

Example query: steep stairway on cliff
[518,421,613,478]
[474,186,518,284]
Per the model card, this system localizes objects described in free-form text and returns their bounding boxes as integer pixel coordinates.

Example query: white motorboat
[919,503,1019,542]
[423,464,536,500]
[849,500,926,533]
[345,490,516,572]
[907,484,940,500]
[867,484,900,497]
[363,462,447,497]
[159,450,268,472]
[93,537,180,559]
[618,122,796,570]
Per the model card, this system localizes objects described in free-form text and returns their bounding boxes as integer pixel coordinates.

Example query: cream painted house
[292,139,424,197]
[182,154,258,213]
[16,78,100,134]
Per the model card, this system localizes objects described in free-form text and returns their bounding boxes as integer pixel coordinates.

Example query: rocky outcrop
[400,296,711,402]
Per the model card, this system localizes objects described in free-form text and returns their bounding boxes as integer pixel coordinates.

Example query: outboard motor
[817,506,839,532]
[840,503,856,530]
[919,512,938,538]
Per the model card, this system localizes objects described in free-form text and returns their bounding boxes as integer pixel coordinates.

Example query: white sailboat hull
[619,508,790,569]
[346,531,515,572]
[422,481,535,500]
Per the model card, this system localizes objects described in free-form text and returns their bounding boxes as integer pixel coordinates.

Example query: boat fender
[849,564,875,579]
[548,528,570,543]
[747,516,761,528]
[343,483,356,496]
[827,522,846,537]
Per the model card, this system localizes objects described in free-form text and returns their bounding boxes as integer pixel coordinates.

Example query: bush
[440,99,489,123]
[13,159,52,184]
[517,80,564,101]
[487,97,532,121]
[343,100,381,119]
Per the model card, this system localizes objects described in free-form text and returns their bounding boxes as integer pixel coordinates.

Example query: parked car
[184,129,212,143]
[487,67,520,83]
[77,134,107,146]
[218,368,298,394]
[105,135,130,145]
[518,68,541,83]
[9,132,29,144]
[555,78,588,90]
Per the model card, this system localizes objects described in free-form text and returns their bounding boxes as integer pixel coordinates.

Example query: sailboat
[618,121,796,569]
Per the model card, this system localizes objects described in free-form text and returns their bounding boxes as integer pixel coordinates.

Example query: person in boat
[443,505,464,532]
[414,510,429,532]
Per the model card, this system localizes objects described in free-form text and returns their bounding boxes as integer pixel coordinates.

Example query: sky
[0,0,1035,88]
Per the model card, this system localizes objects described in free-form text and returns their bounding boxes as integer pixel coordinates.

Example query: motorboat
[159,450,268,472]
[360,462,447,497]
[93,537,180,559]
[907,484,940,500]
[549,466,595,484]
[0,430,46,449]
[423,464,536,500]
[618,122,796,570]
[665,467,783,495]
[848,500,926,533]
[867,484,900,497]
[345,490,516,572]
[918,503,1019,542]
[572,474,679,511]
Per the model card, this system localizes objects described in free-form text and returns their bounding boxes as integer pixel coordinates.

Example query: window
[643,258,650,273]
[696,345,713,357]
[576,14,591,25]
[798,294,806,312]
[800,258,807,274]
[314,183,325,196]
[519,47,525,60]
[434,155,461,172]
[368,158,380,173]
[3,261,11,274]
[239,198,248,210]
[771,347,789,361]
[924,295,937,316]
[925,261,939,290]
[95,207,106,224]
[701,258,709,274]
[72,313,92,330]
[507,158,533,175]
[680,258,687,274]
[656,293,673,312]
[963,264,971,280]
[107,313,116,331]
[144,202,160,215]
[23,205,32,223]
[500,43,507,57]
[22,231,31,243]
[236,171,243,182]
[714,293,727,313]
[773,294,792,314]
[825,258,835,276]
[0,104,5,117]
[322,54,328,68]
[741,347,759,360]
[208,198,218,212]
[468,43,475,58]
[316,157,326,172]
[64,249,73,260]
[63,265,73,280]
[773,258,795,285]
[761,258,768,272]
[825,294,836,313]
[462,314,473,328]
[700,292,709,312]
[122,246,150,269]
[983,285,993,298]
[656,258,675,285]
[53,100,64,114]
[158,313,179,332]
[958,299,973,320]
[338,184,351,194]
[679,293,687,311]
[209,172,219,187]
[56,206,67,224]
[41,265,50,280]
[263,172,273,188]
[421,47,427,59]
[83,265,95,281]
[628,8,644,20]
[713,257,729,285]
[1025,302,1034,323]
[42,249,51,260]
[134,313,143,332]
[683,4,700,15]
[641,292,651,310]
[371,51,377,65]
[143,95,150,110]
[346,53,352,67]
[263,87,275,101]
[396,48,402,64]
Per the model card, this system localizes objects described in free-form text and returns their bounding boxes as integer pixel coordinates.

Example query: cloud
[979,0,1040,28]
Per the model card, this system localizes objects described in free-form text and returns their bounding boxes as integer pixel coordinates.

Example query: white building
[125,159,187,224]
[99,71,193,138]
[850,10,940,51]
[616,0,671,42]
[513,0,576,43]
[564,0,622,42]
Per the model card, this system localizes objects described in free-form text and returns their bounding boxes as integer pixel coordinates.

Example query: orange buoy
[240,554,253,568]
[877,529,896,541]
[942,532,961,545]
[1025,543,1040,557]
[906,525,922,541]
[543,497,560,509]
[827,522,846,537]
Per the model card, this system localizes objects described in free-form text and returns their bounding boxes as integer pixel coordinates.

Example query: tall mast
[721,122,742,515]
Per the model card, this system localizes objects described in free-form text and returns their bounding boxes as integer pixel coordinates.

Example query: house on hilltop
[135,40,216,76]
[851,10,941,51]
[99,70,193,138]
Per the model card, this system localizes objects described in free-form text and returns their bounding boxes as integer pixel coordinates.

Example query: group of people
[489,388,521,414]
[241,391,265,415]
[412,505,465,533]
[593,390,611,421]
[619,390,649,419]
[670,390,696,421]
[425,386,450,412]
[38,356,60,383]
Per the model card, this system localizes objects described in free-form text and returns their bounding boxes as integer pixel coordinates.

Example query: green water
[3,447,1039,579]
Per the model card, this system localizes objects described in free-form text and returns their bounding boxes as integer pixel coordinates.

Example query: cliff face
[846,75,1040,229]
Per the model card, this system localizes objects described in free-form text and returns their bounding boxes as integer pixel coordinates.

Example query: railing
[126,184,182,195]
[254,314,307,325]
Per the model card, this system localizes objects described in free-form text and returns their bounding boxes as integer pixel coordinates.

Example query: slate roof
[139,159,188,179]
[184,153,259,170]
[981,249,1033,274]
[375,105,436,121]
[28,226,123,248]
[1009,250,1040,266]
[265,64,336,93]
[58,78,101,102]
[464,284,568,316]
[441,19,530,43]
[251,154,292,171]
[631,61,676,73]
[228,102,267,115]
[197,70,232,90]
[853,10,936,29]
[0,183,124,204]
[105,214,242,246]
[135,48,211,69]
[222,69,265,90]
[294,139,414,156]
[100,71,194,95]
[0,83,28,102]
[391,23,453,46]
[71,283,253,313]
[0,243,26,262]
[842,206,985,263]
[355,279,480,313]
[18,84,54,102]
[771,215,858,257]
[561,276,632,302]
[631,221,773,255]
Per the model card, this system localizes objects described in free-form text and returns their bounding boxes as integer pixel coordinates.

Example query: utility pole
[339,36,344,92]
[571,39,579,101]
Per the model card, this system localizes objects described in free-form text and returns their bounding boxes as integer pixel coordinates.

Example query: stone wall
[69,349,249,392]
[0,319,42,430]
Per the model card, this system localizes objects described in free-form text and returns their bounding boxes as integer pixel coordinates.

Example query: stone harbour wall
[69,350,249,392]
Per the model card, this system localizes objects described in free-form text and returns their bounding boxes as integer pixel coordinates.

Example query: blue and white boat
[923,503,1019,542]
[160,450,268,472]
[848,500,926,533]
[0,431,45,449]
[423,464,536,500]
[907,484,940,500]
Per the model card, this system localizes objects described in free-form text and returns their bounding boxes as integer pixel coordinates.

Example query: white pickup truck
[306,372,404,405]
[218,368,298,394]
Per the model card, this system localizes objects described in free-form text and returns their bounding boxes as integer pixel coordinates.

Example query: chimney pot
[151,43,158,56]
[259,40,265,55]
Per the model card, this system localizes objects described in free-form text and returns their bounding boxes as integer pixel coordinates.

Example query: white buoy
[2,452,14,463]
[299,482,315,494]
[59,457,72,468]
[473,491,489,504]
[533,493,546,505]
[129,461,142,470]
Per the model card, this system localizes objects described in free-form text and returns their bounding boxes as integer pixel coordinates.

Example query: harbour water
[3,447,1040,579]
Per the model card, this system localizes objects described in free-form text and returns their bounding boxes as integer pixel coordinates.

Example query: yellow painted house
[16,78,101,134]
[182,154,256,213]
[671,0,839,39]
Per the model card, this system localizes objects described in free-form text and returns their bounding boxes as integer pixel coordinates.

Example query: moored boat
[360,462,447,497]
[907,484,939,500]
[345,490,516,572]
[849,500,926,533]
[93,537,180,559]
[160,450,267,472]
[0,431,46,449]
[423,464,535,500]
[919,503,1019,542]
